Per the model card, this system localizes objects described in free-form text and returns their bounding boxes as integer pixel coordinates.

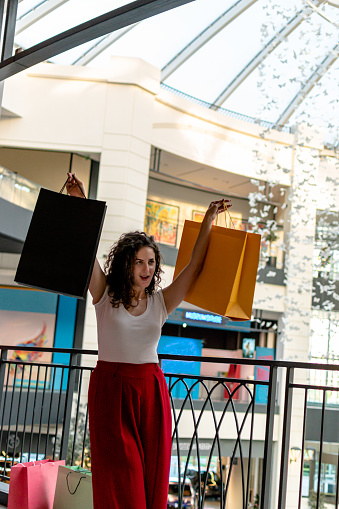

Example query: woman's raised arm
[66,173,106,303]
[162,199,231,315]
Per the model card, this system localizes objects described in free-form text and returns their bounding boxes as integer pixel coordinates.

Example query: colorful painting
[192,210,206,223]
[7,319,49,371]
[144,200,179,246]
[0,287,58,386]
[230,217,243,230]
[242,338,255,358]
[192,210,218,226]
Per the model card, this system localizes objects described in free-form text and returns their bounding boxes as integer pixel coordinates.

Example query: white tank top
[94,287,168,364]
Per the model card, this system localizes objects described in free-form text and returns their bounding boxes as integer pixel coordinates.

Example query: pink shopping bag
[8,459,65,509]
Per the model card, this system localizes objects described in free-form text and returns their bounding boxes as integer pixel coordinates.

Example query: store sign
[172,442,212,452]
[184,311,222,324]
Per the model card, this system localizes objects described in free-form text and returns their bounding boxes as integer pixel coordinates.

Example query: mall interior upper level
[0,56,339,508]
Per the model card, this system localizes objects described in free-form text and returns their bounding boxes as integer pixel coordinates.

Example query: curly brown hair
[104,231,163,308]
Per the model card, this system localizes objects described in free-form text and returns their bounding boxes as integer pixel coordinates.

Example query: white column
[281,123,323,508]
[81,58,160,363]
[225,460,248,509]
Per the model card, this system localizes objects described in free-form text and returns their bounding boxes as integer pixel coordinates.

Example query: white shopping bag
[53,465,93,509]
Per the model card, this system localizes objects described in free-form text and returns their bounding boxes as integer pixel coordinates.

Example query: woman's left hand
[205,199,232,222]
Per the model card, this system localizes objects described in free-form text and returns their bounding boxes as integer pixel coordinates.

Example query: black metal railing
[0,345,338,509]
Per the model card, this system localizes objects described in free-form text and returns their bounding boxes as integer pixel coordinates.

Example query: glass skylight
[14,0,339,146]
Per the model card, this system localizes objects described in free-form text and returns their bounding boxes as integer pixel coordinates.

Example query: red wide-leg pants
[88,361,172,509]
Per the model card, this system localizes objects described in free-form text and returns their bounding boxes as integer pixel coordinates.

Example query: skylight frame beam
[0,0,194,82]
[0,1,5,46]
[73,24,138,66]
[161,0,258,81]
[15,0,70,35]
[212,0,325,107]
[2,0,19,60]
[276,42,339,126]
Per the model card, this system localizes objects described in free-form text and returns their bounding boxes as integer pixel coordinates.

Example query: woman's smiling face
[133,246,156,290]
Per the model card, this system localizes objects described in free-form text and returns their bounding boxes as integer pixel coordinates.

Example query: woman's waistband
[95,360,161,377]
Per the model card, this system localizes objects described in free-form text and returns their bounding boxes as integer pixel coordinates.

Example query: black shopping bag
[15,188,106,299]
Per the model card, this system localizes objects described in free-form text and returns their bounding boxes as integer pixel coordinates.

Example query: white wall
[153,90,294,187]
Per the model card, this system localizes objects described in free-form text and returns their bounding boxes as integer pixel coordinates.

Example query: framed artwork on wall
[192,210,205,223]
[0,286,77,388]
[144,200,179,246]
[0,286,57,386]
[242,338,255,358]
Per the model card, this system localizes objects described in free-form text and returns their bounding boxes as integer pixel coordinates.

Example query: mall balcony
[0,345,338,508]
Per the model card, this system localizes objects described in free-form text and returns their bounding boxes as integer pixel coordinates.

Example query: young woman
[66,172,231,509]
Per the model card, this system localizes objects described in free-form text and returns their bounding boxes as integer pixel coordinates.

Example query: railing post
[0,349,8,414]
[0,0,19,113]
[59,351,79,461]
[1,0,18,61]
[260,364,278,509]
[277,367,294,509]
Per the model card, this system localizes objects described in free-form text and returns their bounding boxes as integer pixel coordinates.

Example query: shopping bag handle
[216,202,236,229]
[66,471,87,495]
[59,178,87,199]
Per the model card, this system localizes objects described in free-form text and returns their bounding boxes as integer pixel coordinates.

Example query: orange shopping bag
[173,214,261,320]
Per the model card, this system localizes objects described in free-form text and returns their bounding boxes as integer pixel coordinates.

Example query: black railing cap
[1,345,339,371]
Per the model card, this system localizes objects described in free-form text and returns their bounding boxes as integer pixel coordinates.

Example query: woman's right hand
[204,199,232,223]
[66,172,86,198]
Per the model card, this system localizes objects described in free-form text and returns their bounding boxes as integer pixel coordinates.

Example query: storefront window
[309,310,339,405]
[313,210,339,281]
